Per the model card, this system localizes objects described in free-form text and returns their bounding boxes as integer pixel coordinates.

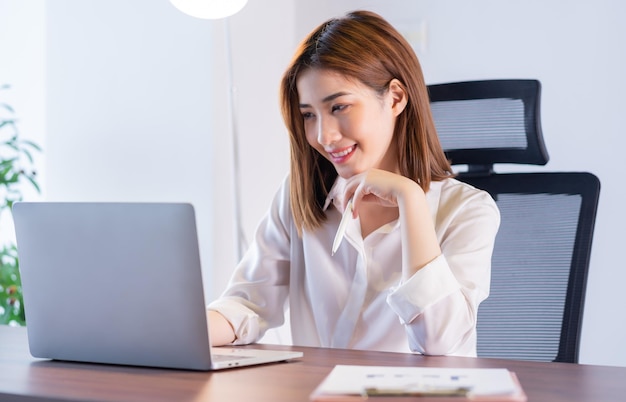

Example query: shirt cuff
[386,254,461,325]
[207,297,260,345]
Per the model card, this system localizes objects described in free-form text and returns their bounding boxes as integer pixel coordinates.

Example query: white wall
[3,0,625,367]
[42,0,294,302]
[1,0,293,319]
[44,0,222,297]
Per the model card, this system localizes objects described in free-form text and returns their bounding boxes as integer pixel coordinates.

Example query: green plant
[0,244,23,325]
[0,84,41,326]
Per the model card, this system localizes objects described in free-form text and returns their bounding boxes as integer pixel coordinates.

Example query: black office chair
[428,79,600,363]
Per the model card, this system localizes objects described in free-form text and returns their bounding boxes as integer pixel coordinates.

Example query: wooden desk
[1,326,625,402]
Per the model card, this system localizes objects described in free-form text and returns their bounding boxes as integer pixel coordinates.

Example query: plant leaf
[25,175,41,193]
[19,148,34,164]
[20,140,42,151]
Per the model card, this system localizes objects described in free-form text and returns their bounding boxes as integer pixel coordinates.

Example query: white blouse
[208,175,500,357]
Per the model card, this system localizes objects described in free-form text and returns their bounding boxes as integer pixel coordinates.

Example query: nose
[316,117,341,146]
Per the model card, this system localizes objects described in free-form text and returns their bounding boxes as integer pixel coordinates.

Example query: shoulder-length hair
[280,10,452,235]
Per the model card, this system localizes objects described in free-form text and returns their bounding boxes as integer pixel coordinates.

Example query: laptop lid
[12,202,301,371]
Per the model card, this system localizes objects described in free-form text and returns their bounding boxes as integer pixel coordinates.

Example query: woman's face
[297,69,405,179]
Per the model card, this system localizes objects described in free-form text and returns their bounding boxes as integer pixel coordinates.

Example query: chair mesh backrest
[485,192,576,361]
[462,173,599,363]
[428,80,600,363]
[432,98,528,150]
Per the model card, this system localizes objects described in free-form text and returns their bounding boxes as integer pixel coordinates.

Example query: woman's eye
[332,104,347,113]
[301,112,315,120]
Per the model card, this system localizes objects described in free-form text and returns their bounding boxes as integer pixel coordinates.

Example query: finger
[351,182,368,218]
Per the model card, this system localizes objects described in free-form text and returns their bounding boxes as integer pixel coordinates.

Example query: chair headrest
[428,79,549,173]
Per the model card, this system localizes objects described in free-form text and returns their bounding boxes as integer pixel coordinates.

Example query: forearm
[397,180,441,280]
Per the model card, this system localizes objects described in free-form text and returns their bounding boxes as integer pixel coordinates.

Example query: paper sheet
[314,365,520,397]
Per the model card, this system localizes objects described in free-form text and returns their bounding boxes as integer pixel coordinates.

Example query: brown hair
[280,10,452,234]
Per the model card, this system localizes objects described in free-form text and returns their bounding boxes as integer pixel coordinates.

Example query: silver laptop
[12,202,302,371]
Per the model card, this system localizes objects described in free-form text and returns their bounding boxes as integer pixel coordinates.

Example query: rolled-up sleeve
[386,254,460,324]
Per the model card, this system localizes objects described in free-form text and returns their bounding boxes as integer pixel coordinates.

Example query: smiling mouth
[329,145,356,161]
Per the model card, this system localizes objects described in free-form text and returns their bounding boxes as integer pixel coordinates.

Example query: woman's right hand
[207,310,236,346]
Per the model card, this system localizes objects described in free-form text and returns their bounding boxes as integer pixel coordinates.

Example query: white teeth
[331,146,354,158]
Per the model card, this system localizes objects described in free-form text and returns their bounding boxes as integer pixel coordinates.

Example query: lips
[328,145,356,163]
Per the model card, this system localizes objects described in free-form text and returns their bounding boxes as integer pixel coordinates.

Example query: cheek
[304,126,317,147]
[356,115,396,154]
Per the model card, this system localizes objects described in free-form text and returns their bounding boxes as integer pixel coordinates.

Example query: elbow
[408,320,477,357]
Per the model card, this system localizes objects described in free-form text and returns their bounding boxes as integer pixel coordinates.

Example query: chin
[335,166,366,179]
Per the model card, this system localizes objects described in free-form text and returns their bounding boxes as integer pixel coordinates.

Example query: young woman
[207,10,500,357]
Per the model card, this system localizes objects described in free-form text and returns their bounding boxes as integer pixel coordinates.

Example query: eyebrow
[299,91,351,108]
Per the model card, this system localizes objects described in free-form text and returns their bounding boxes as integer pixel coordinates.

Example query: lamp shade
[169,0,248,20]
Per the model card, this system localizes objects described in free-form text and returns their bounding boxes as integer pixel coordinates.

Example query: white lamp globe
[169,0,248,20]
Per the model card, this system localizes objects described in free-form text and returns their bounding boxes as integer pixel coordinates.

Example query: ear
[388,79,408,117]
